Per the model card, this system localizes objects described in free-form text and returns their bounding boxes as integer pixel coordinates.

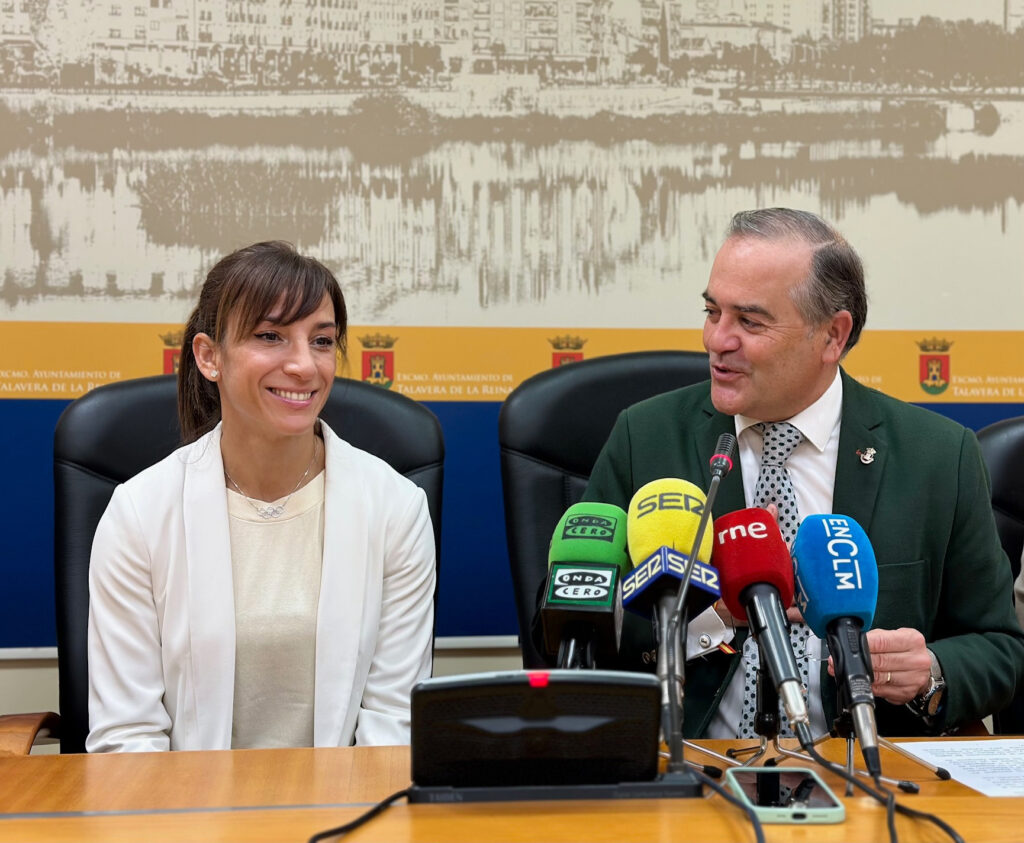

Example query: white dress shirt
[691,369,844,739]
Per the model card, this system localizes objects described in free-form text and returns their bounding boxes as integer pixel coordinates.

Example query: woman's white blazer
[86,421,435,752]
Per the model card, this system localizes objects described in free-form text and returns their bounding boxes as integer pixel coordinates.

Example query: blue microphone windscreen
[792,514,878,637]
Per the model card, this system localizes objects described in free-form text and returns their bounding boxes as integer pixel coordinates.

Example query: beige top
[227,470,325,749]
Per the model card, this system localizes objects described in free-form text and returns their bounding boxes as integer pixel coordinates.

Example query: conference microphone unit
[661,433,737,772]
[709,432,737,480]
[408,670,702,802]
[792,513,882,780]
[712,508,812,745]
[540,502,630,668]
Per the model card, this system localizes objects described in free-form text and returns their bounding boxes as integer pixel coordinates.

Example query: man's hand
[865,628,933,704]
[828,627,932,705]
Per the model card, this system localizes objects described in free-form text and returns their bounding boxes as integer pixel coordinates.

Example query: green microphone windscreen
[547,501,630,575]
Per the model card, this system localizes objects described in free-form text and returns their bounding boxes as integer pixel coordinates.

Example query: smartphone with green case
[724,766,845,824]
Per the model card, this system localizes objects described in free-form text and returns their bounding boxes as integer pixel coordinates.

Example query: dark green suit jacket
[583,370,1024,737]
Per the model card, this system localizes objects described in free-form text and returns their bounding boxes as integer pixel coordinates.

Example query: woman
[87,241,435,752]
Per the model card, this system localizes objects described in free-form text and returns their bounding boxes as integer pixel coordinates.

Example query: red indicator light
[527,672,550,688]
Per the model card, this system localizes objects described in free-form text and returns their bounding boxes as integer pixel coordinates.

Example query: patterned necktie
[737,422,811,739]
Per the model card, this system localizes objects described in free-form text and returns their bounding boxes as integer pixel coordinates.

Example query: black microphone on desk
[540,501,630,668]
[792,514,882,780]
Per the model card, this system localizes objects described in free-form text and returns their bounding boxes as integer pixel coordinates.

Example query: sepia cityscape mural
[0,1,1022,340]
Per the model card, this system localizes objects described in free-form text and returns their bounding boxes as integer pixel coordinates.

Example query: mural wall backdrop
[2,0,1023,648]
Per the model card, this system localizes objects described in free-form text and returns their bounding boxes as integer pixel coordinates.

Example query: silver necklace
[224,437,319,520]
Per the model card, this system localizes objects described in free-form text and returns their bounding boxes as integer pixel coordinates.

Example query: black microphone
[712,508,812,745]
[622,478,719,699]
[793,514,882,780]
[541,502,630,668]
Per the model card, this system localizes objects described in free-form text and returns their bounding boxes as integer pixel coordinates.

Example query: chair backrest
[976,415,1024,735]
[498,350,710,667]
[54,374,444,753]
[977,415,1024,581]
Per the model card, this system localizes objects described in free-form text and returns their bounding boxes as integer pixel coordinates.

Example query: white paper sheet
[893,740,1024,797]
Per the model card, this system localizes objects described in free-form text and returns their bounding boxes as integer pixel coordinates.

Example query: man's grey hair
[727,208,867,355]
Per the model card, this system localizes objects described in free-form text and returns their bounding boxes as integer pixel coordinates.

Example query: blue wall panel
[0,399,68,648]
[915,403,1024,432]
[424,401,518,638]
[0,397,518,648]
[2,397,1022,649]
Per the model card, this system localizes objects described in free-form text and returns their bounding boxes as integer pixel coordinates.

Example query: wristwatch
[907,648,946,719]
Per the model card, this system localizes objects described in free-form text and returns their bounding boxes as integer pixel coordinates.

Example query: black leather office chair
[498,350,710,668]
[21,374,443,754]
[977,415,1024,734]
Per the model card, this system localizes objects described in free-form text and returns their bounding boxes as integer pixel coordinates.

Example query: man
[583,208,1024,738]
[1016,557,1024,630]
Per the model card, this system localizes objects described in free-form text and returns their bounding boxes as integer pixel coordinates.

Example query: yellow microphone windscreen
[626,478,713,566]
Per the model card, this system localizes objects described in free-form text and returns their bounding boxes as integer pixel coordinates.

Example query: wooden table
[0,739,1020,842]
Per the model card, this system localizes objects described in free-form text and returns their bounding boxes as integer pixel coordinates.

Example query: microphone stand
[654,599,686,746]
[832,707,859,795]
[719,647,916,789]
[664,434,736,774]
[767,733,920,793]
[877,736,950,780]
[765,688,922,793]
[682,739,740,769]
[727,658,780,767]
[557,637,595,670]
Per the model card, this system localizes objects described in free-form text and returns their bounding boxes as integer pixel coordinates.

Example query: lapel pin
[856,447,877,465]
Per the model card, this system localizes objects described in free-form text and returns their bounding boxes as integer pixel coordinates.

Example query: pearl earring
[210,369,219,379]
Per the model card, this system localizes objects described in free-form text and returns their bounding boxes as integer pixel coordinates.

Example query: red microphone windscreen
[710,508,794,622]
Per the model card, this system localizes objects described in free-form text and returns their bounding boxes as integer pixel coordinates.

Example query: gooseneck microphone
[708,432,737,480]
[792,514,882,780]
[712,508,812,746]
[663,432,736,772]
[540,502,630,668]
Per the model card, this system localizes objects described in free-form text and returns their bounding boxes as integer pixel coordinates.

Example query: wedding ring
[885,671,892,685]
